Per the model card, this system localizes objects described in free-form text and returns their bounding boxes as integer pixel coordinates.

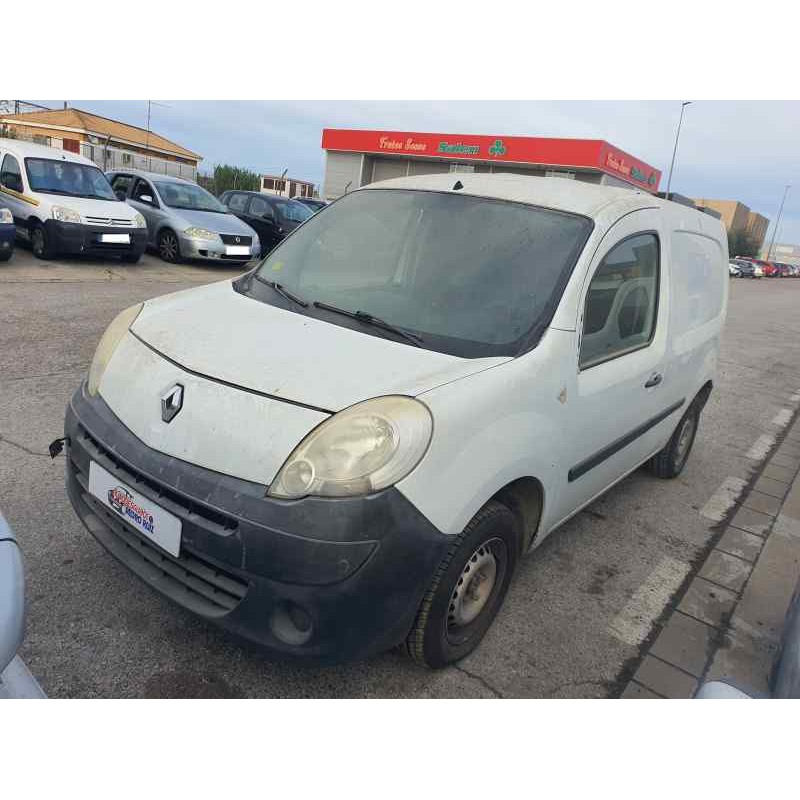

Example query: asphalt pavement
[2,249,799,698]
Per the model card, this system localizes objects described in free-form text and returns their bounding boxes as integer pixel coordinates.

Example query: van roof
[362,172,675,220]
[0,137,96,166]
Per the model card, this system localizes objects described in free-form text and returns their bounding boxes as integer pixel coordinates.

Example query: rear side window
[227,193,249,212]
[1,154,23,193]
[580,233,659,369]
[670,231,724,336]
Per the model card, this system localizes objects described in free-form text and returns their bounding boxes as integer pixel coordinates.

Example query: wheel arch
[491,476,545,552]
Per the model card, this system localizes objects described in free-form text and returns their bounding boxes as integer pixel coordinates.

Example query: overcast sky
[43,100,800,245]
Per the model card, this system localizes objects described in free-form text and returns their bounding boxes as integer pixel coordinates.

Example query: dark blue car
[0,207,15,262]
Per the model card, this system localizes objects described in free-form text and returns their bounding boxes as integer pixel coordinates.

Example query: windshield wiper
[254,275,308,308]
[313,301,423,347]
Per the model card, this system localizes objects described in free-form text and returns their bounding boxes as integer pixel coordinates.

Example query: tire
[30,223,54,260]
[0,250,11,262]
[649,401,700,479]
[120,253,141,264]
[157,229,181,263]
[405,500,520,669]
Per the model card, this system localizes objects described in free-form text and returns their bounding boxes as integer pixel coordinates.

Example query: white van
[0,139,147,261]
[61,174,728,667]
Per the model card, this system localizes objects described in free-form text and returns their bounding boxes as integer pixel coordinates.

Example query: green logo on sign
[488,139,507,157]
[648,172,657,186]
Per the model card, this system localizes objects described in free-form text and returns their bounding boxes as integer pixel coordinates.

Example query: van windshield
[243,189,593,358]
[25,158,117,200]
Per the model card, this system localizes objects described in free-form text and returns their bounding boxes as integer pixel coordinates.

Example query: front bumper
[45,220,147,258]
[64,386,449,664]
[178,233,259,264]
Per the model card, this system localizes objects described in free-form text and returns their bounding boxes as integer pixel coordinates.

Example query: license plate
[225,245,250,256]
[88,461,181,557]
[101,233,130,244]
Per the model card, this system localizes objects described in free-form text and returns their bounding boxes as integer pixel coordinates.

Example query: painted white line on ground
[746,434,775,461]
[772,408,793,427]
[700,476,748,522]
[608,557,691,646]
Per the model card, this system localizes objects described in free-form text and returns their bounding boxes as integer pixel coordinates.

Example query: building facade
[260,174,315,199]
[692,198,770,253]
[0,107,201,180]
[759,242,800,265]
[321,129,662,200]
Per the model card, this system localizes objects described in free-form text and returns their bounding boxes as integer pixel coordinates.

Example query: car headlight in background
[87,303,143,397]
[133,212,146,228]
[0,209,12,224]
[269,396,433,499]
[184,226,219,241]
[52,206,81,224]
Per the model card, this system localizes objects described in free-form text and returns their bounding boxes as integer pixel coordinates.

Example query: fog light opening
[270,601,314,646]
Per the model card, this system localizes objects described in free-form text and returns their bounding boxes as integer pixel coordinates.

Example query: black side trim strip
[568,398,686,482]
[129,330,334,416]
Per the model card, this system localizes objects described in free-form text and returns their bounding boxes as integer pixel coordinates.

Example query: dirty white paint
[608,557,691,646]
[746,433,776,461]
[700,476,748,522]
[772,408,793,427]
[789,394,800,404]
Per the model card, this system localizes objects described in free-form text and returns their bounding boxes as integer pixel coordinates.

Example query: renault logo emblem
[235,236,241,243]
[161,384,184,423]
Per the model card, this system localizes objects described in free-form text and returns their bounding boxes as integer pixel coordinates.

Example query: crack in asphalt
[0,433,52,458]
[452,665,504,698]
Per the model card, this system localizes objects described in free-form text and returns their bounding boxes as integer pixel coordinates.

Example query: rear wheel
[405,501,519,669]
[649,401,700,478]
[30,223,54,260]
[158,229,180,263]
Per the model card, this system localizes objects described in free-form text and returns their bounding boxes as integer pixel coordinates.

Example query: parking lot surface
[2,248,800,698]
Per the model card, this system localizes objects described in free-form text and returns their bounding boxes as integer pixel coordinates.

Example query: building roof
[0,137,96,165]
[0,107,200,162]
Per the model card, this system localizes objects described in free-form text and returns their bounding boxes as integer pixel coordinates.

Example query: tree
[196,164,261,197]
[727,228,760,259]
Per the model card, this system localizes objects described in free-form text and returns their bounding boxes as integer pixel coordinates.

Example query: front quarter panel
[397,329,576,538]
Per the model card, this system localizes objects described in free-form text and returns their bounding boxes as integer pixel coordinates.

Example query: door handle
[644,372,663,388]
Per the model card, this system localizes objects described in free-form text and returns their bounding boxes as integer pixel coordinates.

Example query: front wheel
[30,224,54,260]
[649,401,700,478]
[157,229,181,263]
[404,501,519,669]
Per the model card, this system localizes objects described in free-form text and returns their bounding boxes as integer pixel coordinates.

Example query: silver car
[0,512,45,699]
[106,170,260,265]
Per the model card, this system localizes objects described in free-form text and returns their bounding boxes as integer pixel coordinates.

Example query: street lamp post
[767,185,791,261]
[665,101,692,202]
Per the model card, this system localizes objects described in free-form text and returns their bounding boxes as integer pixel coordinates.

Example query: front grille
[84,216,135,227]
[220,234,252,246]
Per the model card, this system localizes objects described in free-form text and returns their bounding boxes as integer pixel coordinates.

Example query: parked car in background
[107,170,260,266]
[0,511,45,699]
[731,259,762,278]
[61,175,728,669]
[293,197,328,213]
[0,139,147,262]
[0,207,14,262]
[752,259,780,277]
[220,190,313,257]
[774,262,794,278]
[728,262,741,277]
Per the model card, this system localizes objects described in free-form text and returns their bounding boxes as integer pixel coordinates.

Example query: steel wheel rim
[447,537,505,638]
[160,233,177,261]
[675,414,696,467]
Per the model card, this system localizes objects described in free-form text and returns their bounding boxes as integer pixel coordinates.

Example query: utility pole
[767,185,791,261]
[665,101,692,202]
[145,100,171,171]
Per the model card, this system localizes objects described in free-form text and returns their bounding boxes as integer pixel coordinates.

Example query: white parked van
[0,139,147,261]
[61,174,728,667]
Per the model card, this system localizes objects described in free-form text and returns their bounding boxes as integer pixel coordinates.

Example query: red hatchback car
[751,259,780,277]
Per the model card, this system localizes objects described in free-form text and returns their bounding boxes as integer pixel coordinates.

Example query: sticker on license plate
[225,245,250,256]
[88,461,181,556]
[101,233,131,244]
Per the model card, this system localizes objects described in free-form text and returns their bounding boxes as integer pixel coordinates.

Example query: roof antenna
[452,180,463,190]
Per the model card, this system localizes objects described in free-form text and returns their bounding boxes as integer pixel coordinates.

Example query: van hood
[131,280,508,412]
[165,208,256,236]
[53,197,138,222]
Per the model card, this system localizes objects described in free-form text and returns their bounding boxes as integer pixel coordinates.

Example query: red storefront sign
[321,128,661,192]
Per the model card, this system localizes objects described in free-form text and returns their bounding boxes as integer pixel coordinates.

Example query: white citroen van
[0,139,146,261]
[61,174,728,667]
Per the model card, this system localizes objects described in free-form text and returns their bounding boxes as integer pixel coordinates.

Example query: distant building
[691,198,770,252]
[0,106,201,180]
[760,242,800,265]
[260,174,315,199]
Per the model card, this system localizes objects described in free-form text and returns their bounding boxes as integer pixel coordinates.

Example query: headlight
[87,303,143,397]
[133,212,146,228]
[184,226,219,241]
[269,396,433,499]
[52,206,81,224]
[0,208,12,224]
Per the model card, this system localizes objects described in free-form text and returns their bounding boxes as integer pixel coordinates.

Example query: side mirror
[2,176,23,194]
[139,194,154,204]
[115,190,127,201]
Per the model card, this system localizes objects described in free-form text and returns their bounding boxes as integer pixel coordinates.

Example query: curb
[621,411,800,698]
